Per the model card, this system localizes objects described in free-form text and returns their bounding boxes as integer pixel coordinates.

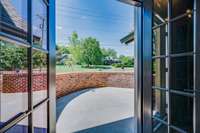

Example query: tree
[0,41,27,71]
[68,32,82,64]
[56,45,70,65]
[32,51,46,70]
[68,32,103,67]
[102,48,117,59]
[119,55,134,67]
[68,32,79,46]
[81,37,103,67]
[0,40,47,71]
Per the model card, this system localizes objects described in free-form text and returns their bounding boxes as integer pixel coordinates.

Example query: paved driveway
[56,87,135,133]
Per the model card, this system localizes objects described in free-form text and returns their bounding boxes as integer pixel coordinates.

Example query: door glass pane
[0,40,28,127]
[170,56,193,93]
[171,16,193,54]
[33,104,47,133]
[5,117,28,133]
[152,58,166,88]
[153,89,168,122]
[170,128,186,133]
[153,0,168,26]
[170,94,193,133]
[153,25,167,56]
[0,0,28,40]
[32,0,47,50]
[172,0,193,18]
[153,90,168,122]
[153,119,168,133]
[32,50,47,106]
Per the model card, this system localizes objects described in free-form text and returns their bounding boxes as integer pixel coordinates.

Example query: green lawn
[56,65,133,73]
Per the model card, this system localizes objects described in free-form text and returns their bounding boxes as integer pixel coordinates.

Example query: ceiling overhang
[120,32,134,45]
[117,0,142,7]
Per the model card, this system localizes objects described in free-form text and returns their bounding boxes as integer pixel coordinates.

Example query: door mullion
[27,0,33,132]
[194,0,200,132]
[167,0,171,133]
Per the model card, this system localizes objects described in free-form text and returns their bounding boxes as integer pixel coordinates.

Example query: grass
[56,65,134,73]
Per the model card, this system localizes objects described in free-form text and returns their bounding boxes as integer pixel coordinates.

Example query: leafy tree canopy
[101,48,117,59]
[81,37,103,66]
[67,32,103,67]
[0,40,47,71]
[0,41,27,71]
[56,44,70,64]
[119,55,134,67]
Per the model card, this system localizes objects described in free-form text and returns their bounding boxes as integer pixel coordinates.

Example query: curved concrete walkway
[56,87,135,133]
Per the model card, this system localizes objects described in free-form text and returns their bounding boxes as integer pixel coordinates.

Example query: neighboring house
[0,0,27,39]
[0,0,42,43]
[103,57,120,65]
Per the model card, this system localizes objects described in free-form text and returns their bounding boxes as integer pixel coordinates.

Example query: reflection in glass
[32,0,47,49]
[0,0,28,40]
[171,94,193,133]
[153,0,168,26]
[33,104,47,133]
[5,117,28,133]
[153,25,167,56]
[153,89,168,122]
[170,128,182,133]
[32,50,47,106]
[172,0,193,18]
[171,17,193,54]
[152,59,166,88]
[0,40,28,127]
[170,56,193,93]
[153,119,168,133]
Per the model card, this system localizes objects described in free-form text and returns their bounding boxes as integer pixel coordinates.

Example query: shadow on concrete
[56,89,91,121]
[74,117,135,133]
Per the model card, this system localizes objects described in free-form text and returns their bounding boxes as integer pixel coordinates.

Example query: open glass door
[152,0,197,133]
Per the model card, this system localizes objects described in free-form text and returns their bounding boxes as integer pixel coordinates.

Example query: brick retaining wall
[0,71,134,98]
[56,72,134,97]
[0,71,47,93]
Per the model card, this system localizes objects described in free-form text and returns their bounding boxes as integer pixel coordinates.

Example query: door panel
[151,0,195,133]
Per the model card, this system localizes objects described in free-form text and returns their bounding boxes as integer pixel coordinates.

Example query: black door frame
[134,0,153,133]
[0,0,56,132]
[194,0,200,133]
[135,0,200,133]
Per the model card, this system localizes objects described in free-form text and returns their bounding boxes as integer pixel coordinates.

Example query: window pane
[0,0,28,40]
[170,56,193,93]
[32,0,47,50]
[171,16,193,54]
[170,94,193,133]
[153,119,168,133]
[0,40,28,127]
[32,50,47,106]
[153,25,167,56]
[172,0,193,18]
[153,89,168,122]
[33,104,47,133]
[153,0,168,26]
[152,58,166,88]
[5,117,28,133]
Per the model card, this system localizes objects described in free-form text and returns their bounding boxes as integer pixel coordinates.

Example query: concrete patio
[56,87,135,133]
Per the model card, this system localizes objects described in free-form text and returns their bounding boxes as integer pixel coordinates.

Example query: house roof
[120,31,134,45]
[0,0,41,41]
[0,0,27,31]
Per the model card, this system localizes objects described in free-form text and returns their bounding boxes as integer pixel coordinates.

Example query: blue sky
[56,0,134,56]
